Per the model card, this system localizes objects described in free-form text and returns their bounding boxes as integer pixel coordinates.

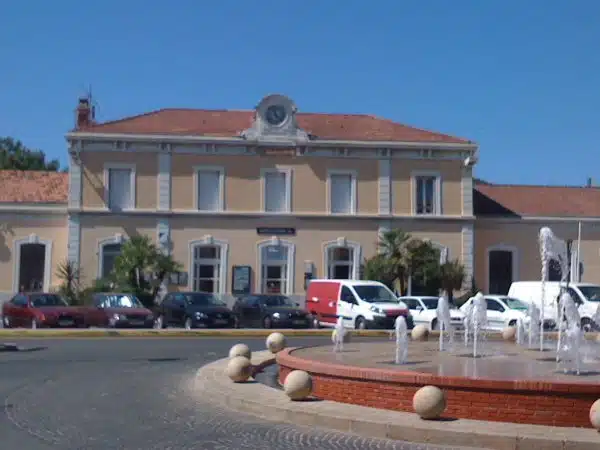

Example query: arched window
[257,238,295,295]
[98,235,125,279]
[486,244,519,295]
[323,238,361,280]
[189,237,228,294]
[12,234,53,292]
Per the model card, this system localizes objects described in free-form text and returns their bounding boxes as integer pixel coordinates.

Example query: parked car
[1,292,84,329]
[399,296,464,331]
[154,292,235,329]
[232,294,309,328]
[459,295,529,331]
[306,279,411,330]
[84,293,155,328]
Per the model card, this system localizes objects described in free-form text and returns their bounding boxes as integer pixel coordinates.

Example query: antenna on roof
[87,84,97,120]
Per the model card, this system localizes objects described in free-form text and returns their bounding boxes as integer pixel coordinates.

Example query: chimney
[586,177,593,188]
[75,97,94,128]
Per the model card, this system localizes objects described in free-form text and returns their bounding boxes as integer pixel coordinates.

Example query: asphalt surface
[0,336,483,450]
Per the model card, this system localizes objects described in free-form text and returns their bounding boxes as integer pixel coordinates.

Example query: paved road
[0,337,481,450]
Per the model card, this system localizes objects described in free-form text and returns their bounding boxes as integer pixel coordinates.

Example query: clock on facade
[265,104,287,126]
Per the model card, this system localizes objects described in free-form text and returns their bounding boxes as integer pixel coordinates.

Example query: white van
[507,281,600,331]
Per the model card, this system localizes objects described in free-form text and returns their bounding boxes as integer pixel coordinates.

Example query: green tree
[0,137,61,171]
[362,254,396,290]
[55,259,83,305]
[376,229,413,295]
[439,259,466,305]
[111,236,182,306]
[406,239,442,295]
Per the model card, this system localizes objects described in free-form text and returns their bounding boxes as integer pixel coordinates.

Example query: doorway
[488,249,514,295]
[18,243,46,292]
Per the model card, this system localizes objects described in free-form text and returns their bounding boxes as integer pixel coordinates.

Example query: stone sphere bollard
[590,399,600,430]
[283,370,313,400]
[502,326,517,341]
[266,332,287,354]
[225,356,253,382]
[229,343,251,360]
[413,386,447,419]
[411,324,429,341]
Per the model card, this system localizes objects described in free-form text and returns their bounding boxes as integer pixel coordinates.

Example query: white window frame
[103,163,136,211]
[411,170,442,215]
[327,169,357,214]
[256,238,295,295]
[193,165,225,212]
[260,167,292,213]
[485,244,519,294]
[12,234,53,292]
[97,234,126,279]
[322,238,362,280]
[188,236,229,294]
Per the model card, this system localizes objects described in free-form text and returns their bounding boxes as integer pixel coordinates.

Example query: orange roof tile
[0,170,68,204]
[475,183,600,218]
[76,108,471,144]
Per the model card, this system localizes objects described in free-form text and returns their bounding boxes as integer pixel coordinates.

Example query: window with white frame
[196,168,223,212]
[260,244,291,294]
[263,169,291,213]
[414,175,440,215]
[328,171,356,214]
[107,167,134,210]
[191,245,222,293]
[327,246,355,279]
[101,243,122,279]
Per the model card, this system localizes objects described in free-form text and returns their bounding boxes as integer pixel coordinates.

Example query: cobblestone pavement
[0,337,484,449]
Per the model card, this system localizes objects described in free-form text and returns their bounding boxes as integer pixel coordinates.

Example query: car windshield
[99,294,143,308]
[353,285,397,303]
[421,298,458,310]
[262,296,294,307]
[31,294,69,307]
[502,297,529,310]
[578,286,600,302]
[185,293,225,306]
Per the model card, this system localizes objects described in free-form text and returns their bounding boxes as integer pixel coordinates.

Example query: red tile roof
[0,170,68,204]
[76,108,471,144]
[475,183,600,218]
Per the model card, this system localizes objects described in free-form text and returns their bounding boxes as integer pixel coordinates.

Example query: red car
[1,292,84,329]
[83,293,155,328]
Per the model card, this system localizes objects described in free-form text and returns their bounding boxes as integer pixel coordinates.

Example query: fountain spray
[332,316,346,353]
[471,293,487,358]
[391,315,408,364]
[436,296,452,352]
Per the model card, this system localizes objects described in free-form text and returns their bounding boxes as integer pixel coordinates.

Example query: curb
[194,351,599,450]
[0,328,393,338]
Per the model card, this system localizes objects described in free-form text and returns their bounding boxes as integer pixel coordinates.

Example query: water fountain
[516,317,526,346]
[527,302,541,349]
[436,296,453,352]
[463,298,474,347]
[332,316,346,353]
[390,315,408,364]
[471,292,487,358]
[538,227,569,352]
[557,292,584,374]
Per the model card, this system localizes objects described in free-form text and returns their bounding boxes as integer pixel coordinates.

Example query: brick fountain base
[277,340,600,428]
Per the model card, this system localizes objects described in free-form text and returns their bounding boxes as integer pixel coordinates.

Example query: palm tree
[376,229,412,295]
[362,254,395,289]
[439,259,466,305]
[55,259,82,304]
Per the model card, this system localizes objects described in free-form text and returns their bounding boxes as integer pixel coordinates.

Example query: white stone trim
[188,236,229,294]
[67,215,81,267]
[461,166,473,216]
[193,165,225,212]
[256,238,296,295]
[485,244,519,294]
[103,163,136,210]
[411,170,442,216]
[378,159,391,215]
[260,167,293,213]
[157,150,171,210]
[68,154,82,209]
[97,234,126,279]
[12,234,53,292]
[322,238,362,280]
[326,169,357,215]
[461,224,474,288]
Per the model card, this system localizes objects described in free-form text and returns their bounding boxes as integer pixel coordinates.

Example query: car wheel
[355,316,367,330]
[184,317,193,330]
[2,316,11,328]
[263,316,272,329]
[581,318,594,332]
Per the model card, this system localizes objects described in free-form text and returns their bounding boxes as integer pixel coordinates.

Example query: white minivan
[507,281,600,331]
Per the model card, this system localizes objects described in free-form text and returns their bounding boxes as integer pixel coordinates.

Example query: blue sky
[2,0,599,185]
